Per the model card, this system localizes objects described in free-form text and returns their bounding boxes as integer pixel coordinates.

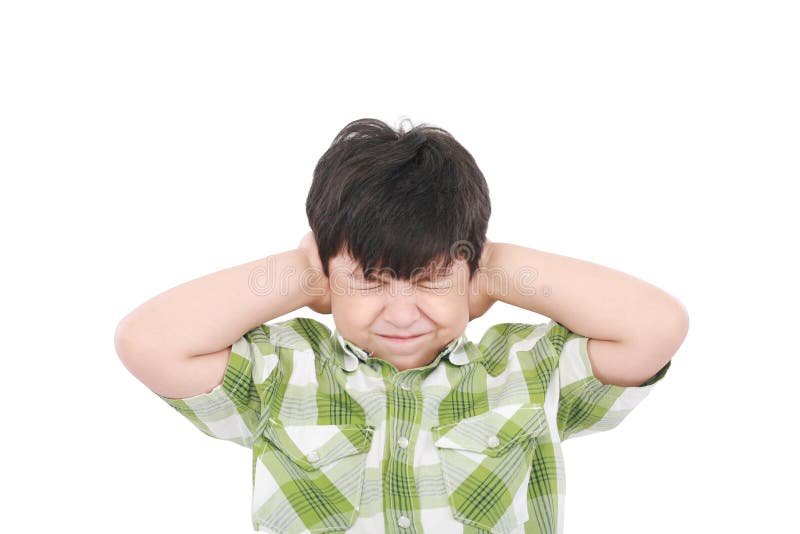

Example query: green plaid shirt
[157,317,670,534]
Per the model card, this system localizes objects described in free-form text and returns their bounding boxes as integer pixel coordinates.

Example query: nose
[382,282,422,327]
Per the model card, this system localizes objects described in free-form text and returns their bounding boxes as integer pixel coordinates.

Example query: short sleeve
[156,324,278,449]
[547,320,671,442]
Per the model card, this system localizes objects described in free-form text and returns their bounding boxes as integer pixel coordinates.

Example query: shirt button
[487,435,500,448]
[399,383,411,391]
[397,516,411,528]
[397,436,409,449]
[306,451,320,463]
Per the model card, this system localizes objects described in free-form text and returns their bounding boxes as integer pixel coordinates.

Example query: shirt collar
[330,328,478,372]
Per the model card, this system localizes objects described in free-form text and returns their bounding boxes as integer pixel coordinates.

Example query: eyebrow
[355,267,452,282]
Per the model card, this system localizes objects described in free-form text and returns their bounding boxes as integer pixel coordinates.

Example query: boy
[115,118,688,533]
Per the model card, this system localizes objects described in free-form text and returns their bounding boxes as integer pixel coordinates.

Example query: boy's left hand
[468,239,497,321]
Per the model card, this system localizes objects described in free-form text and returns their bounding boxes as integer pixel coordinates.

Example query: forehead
[330,251,458,279]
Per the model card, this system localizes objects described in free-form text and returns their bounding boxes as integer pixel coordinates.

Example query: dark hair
[306,118,491,282]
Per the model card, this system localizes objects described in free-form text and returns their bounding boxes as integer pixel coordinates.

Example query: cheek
[330,291,381,321]
[423,293,470,322]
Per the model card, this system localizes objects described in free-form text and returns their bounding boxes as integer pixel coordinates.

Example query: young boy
[115,118,688,534]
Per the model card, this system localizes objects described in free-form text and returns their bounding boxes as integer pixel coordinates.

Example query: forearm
[485,242,687,343]
[115,249,316,360]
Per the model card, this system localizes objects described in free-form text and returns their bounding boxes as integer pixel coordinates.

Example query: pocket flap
[264,418,375,471]
[432,404,547,457]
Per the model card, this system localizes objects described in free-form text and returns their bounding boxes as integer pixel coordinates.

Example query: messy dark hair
[306,118,491,282]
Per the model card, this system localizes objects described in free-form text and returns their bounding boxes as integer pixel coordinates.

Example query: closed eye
[352,269,452,290]
[353,278,381,289]
[358,278,451,290]
[419,281,452,291]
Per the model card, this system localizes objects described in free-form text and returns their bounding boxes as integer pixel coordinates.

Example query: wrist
[480,240,500,302]
[296,248,331,314]
[468,240,499,320]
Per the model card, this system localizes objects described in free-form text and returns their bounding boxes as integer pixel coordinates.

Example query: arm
[114,244,329,398]
[481,242,689,386]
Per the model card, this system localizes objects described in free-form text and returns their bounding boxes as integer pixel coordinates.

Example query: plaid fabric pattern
[157,317,671,533]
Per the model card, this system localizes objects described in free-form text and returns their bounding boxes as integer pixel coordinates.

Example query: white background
[2,1,797,532]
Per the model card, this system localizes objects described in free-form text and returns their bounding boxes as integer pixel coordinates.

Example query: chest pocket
[254,418,375,534]
[431,403,548,533]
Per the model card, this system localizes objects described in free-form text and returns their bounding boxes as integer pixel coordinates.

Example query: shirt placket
[384,371,422,533]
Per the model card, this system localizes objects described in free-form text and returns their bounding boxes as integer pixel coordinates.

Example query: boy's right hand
[298,231,332,314]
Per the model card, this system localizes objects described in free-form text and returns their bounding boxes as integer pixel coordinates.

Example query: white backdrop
[2,1,797,532]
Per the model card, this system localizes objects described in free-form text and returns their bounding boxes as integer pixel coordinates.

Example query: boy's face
[327,251,471,371]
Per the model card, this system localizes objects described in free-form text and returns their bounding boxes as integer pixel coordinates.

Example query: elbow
[669,298,690,341]
[114,313,156,365]
[114,317,165,387]
[114,317,143,368]
[114,318,131,361]
[655,298,689,357]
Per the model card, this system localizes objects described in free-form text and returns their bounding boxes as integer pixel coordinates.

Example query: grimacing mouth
[377,332,430,339]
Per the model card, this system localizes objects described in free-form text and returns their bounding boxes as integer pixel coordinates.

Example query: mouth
[378,332,429,342]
